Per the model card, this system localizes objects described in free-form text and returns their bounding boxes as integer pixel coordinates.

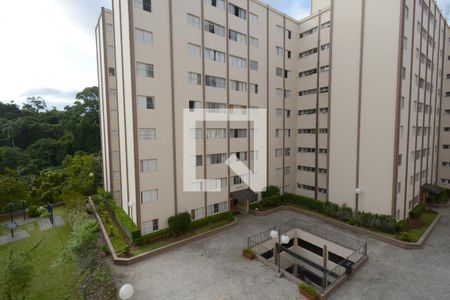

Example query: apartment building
[96,9,121,200]
[97,0,448,234]
[438,26,450,187]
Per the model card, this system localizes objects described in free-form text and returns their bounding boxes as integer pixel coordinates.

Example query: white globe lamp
[281,234,290,245]
[270,229,278,239]
[119,284,134,300]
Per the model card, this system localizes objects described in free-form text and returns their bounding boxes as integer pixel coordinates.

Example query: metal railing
[247,217,368,291]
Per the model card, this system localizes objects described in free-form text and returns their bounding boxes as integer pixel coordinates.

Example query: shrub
[36,206,48,218]
[354,212,398,234]
[299,283,318,300]
[62,191,86,211]
[27,205,40,218]
[397,220,407,232]
[105,199,140,242]
[242,248,255,259]
[191,212,234,229]
[168,212,192,236]
[262,185,282,207]
[283,193,324,213]
[409,203,426,219]
[134,228,172,246]
[64,210,98,256]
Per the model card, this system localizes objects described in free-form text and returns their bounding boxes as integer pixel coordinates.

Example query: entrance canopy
[231,189,257,202]
[421,184,441,195]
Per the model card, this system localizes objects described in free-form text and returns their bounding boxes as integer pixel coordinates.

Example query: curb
[249,205,440,249]
[89,198,238,265]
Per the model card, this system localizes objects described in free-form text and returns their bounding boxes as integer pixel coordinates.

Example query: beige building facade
[97,0,448,234]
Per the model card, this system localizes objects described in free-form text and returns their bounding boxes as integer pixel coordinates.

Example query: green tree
[0,242,42,300]
[25,138,67,170]
[63,152,102,196]
[30,169,65,205]
[1,120,20,147]
[0,174,29,213]
[0,147,28,174]
[22,96,47,113]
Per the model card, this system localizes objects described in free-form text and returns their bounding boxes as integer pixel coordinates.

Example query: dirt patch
[405,218,424,231]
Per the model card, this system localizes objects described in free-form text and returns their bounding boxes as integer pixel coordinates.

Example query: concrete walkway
[112,208,449,300]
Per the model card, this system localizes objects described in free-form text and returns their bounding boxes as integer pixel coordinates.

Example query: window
[229,55,247,68]
[276,67,283,77]
[250,37,258,48]
[137,63,154,77]
[321,21,330,29]
[229,30,247,44]
[139,128,156,140]
[205,48,226,63]
[234,151,247,161]
[299,27,317,38]
[107,46,114,56]
[205,75,226,88]
[138,96,155,109]
[284,148,291,156]
[276,46,284,57]
[230,80,247,92]
[299,88,317,96]
[188,72,202,85]
[193,155,203,167]
[299,68,317,78]
[140,159,157,173]
[320,87,329,93]
[232,175,243,185]
[188,14,201,29]
[187,43,201,58]
[321,43,330,51]
[403,37,408,50]
[230,129,247,138]
[405,5,409,20]
[207,153,227,165]
[207,201,227,216]
[286,29,292,39]
[190,128,203,139]
[204,0,225,10]
[299,47,317,58]
[206,128,227,139]
[275,148,283,157]
[135,28,153,45]
[141,190,158,204]
[189,100,202,111]
[275,88,284,97]
[402,67,406,80]
[204,20,225,37]
[134,0,151,12]
[250,60,258,71]
[109,68,115,77]
[228,3,246,20]
[320,65,330,73]
[250,84,258,94]
[250,13,258,24]
[286,50,291,59]
[106,23,113,33]
[191,207,205,220]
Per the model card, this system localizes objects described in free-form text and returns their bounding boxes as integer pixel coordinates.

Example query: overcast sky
[0,0,449,109]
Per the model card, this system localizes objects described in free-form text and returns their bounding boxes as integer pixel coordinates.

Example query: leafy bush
[324,202,353,222]
[242,248,255,259]
[191,212,234,229]
[397,220,407,232]
[261,185,282,207]
[105,199,140,242]
[283,193,324,213]
[299,283,318,299]
[168,212,192,236]
[27,205,40,218]
[62,191,86,211]
[36,206,48,217]
[354,212,398,234]
[65,210,98,255]
[134,228,172,246]
[409,203,426,219]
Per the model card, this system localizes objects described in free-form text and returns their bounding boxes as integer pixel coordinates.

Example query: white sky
[0,0,449,109]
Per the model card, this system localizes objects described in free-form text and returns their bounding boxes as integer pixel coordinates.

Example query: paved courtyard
[112,208,450,300]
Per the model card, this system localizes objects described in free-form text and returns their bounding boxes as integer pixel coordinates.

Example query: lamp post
[7,203,17,238]
[270,228,290,273]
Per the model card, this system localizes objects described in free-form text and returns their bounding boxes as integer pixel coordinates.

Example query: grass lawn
[0,207,80,300]
[402,212,438,242]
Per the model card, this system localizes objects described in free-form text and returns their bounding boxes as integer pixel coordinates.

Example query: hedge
[105,199,141,242]
[134,212,234,246]
[409,203,426,219]
[252,191,400,234]
[168,212,192,236]
[283,193,324,213]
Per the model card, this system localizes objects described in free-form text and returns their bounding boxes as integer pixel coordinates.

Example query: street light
[270,228,290,273]
[22,200,26,221]
[119,284,134,300]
